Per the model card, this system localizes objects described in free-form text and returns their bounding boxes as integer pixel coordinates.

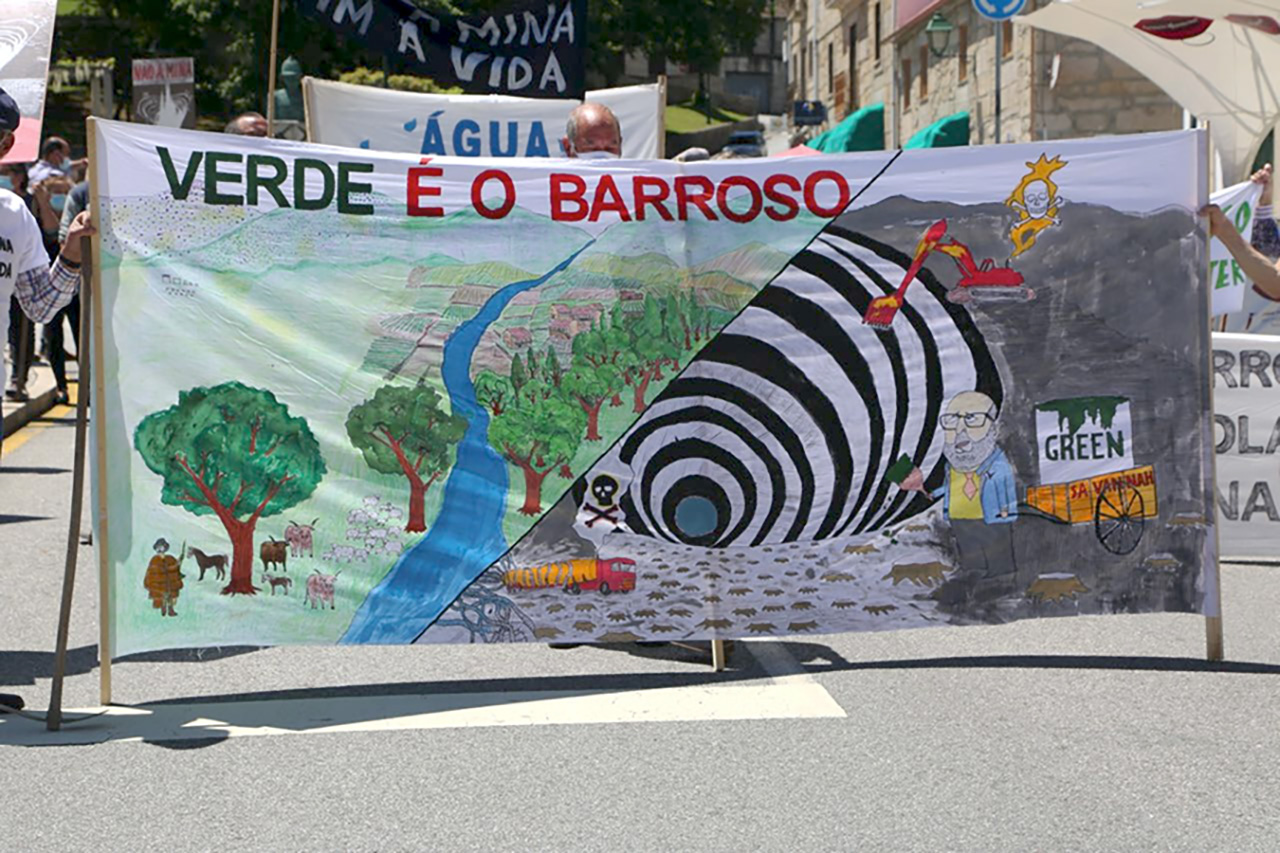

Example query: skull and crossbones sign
[582,474,622,528]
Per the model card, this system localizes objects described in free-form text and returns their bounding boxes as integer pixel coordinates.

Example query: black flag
[296,0,587,99]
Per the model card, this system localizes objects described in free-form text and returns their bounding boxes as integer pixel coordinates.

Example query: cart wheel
[1095,480,1145,555]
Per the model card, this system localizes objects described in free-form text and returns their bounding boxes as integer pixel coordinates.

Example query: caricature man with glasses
[900,390,1019,602]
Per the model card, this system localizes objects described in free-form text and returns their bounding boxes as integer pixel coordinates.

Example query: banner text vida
[157,147,853,224]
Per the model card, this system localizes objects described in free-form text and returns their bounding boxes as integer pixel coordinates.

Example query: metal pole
[994,22,1003,143]
[47,238,93,731]
[266,0,282,137]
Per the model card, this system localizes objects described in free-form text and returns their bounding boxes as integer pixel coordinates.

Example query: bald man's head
[562,103,622,158]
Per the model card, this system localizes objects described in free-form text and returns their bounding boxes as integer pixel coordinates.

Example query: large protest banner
[0,0,57,164]
[1213,333,1280,558]
[90,120,1215,656]
[295,0,586,99]
[304,77,664,159]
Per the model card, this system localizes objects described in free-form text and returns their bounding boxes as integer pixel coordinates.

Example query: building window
[958,25,968,83]
[1002,20,1013,57]
[849,24,858,108]
[874,3,882,61]
[828,42,834,95]
[801,43,807,95]
[919,45,928,99]
[901,58,911,108]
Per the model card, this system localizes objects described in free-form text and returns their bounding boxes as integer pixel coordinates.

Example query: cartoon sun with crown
[1005,154,1067,259]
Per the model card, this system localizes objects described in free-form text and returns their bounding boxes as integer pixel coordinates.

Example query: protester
[2,162,36,401]
[560,103,622,158]
[27,136,74,183]
[31,167,76,404]
[224,112,269,137]
[672,147,710,163]
[1203,163,1280,297]
[59,178,90,243]
[0,88,96,713]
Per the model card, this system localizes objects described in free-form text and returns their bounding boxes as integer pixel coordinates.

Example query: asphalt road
[3,404,1280,851]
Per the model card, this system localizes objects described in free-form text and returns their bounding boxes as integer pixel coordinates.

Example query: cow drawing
[285,518,319,558]
[186,546,228,582]
[305,570,340,610]
[260,538,288,573]
[261,573,294,596]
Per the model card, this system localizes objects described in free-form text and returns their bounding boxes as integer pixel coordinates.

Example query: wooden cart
[1023,465,1157,555]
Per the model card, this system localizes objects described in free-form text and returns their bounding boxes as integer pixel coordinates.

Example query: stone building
[787,0,1184,147]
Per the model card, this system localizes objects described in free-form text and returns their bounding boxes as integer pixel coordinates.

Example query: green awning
[904,112,970,149]
[807,103,885,153]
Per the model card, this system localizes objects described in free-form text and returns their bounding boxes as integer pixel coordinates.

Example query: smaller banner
[294,0,586,100]
[0,0,57,164]
[1214,333,1280,558]
[1209,179,1263,317]
[1035,396,1135,484]
[305,78,664,159]
[132,58,197,129]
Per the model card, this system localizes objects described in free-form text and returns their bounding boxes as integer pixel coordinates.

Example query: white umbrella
[1018,0,1280,181]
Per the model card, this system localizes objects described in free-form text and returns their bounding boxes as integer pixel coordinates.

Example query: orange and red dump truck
[502,557,637,595]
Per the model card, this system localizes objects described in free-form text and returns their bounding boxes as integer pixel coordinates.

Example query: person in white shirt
[0,88,95,713]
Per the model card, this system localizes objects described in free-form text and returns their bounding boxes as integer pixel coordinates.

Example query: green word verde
[156,147,375,214]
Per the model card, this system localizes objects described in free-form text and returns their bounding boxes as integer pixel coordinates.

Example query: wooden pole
[710,638,726,671]
[47,238,94,731]
[266,0,282,138]
[85,119,113,704]
[1203,122,1225,662]
[302,76,314,143]
[657,74,668,159]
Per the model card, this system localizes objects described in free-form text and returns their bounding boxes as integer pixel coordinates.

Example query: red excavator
[862,218,1033,329]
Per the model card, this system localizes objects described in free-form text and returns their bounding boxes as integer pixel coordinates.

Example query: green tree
[526,349,540,380]
[338,66,462,94]
[490,391,586,515]
[134,382,326,595]
[544,345,562,388]
[346,381,467,533]
[624,295,682,413]
[563,360,621,441]
[588,0,770,92]
[510,353,528,395]
[474,370,511,417]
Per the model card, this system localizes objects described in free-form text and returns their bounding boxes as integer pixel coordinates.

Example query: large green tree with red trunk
[346,381,467,533]
[622,294,683,413]
[134,382,326,596]
[563,359,621,441]
[490,389,586,515]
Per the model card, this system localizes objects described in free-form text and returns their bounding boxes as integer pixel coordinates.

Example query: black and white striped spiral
[612,226,1003,547]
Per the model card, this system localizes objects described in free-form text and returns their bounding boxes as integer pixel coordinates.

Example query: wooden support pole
[657,74,668,159]
[711,638,726,672]
[1203,122,1225,662]
[85,120,113,704]
[47,238,94,731]
[266,0,282,138]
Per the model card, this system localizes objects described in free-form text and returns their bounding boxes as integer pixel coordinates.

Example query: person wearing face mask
[30,171,74,402]
[561,103,623,160]
[28,136,73,184]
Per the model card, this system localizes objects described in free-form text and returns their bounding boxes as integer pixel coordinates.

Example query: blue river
[342,241,594,644]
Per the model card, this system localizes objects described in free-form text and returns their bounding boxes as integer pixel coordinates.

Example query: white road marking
[0,644,844,747]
